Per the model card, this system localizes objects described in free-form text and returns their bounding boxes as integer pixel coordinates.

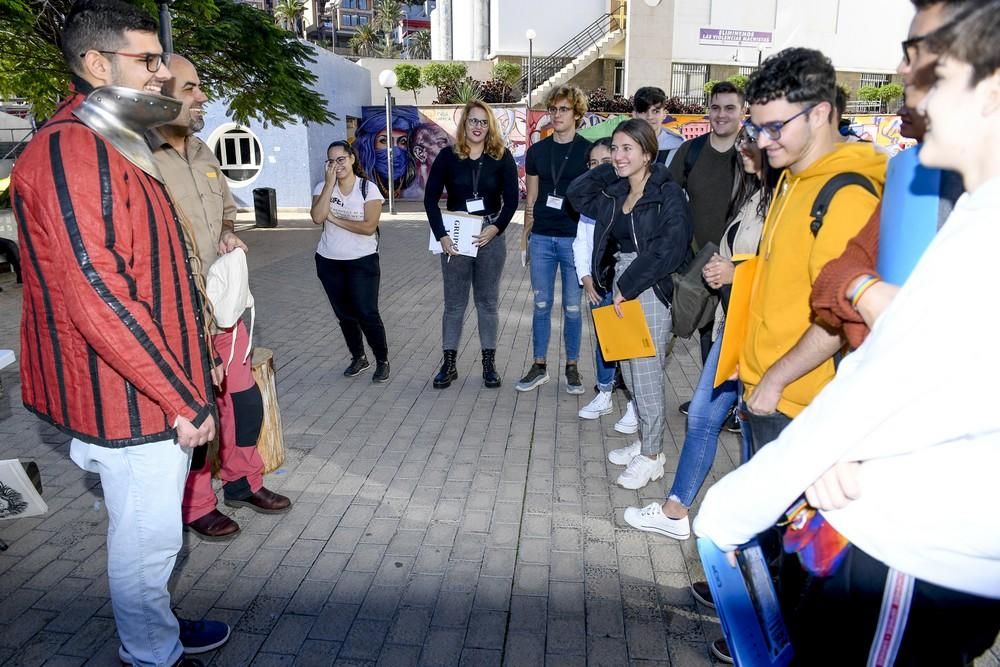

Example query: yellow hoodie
[740,142,886,417]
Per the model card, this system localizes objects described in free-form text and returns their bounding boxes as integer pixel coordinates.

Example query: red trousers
[182,321,264,522]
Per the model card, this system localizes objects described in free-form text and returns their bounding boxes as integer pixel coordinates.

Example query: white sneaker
[616,453,665,490]
[579,390,614,419]
[614,401,639,434]
[623,502,691,540]
[608,440,641,465]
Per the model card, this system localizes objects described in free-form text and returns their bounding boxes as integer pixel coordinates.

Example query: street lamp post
[378,69,398,215]
[525,28,536,108]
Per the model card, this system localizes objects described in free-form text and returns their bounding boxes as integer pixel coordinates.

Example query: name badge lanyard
[547,141,577,210]
[467,160,487,214]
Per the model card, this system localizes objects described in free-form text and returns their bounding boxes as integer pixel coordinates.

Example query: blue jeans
[71,437,190,667]
[529,234,582,361]
[668,333,738,507]
[591,290,616,391]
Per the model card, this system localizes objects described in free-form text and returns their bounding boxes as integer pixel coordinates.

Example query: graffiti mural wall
[356,105,528,201]
[367,106,913,201]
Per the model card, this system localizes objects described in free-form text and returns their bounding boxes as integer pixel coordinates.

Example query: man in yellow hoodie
[738,48,886,454]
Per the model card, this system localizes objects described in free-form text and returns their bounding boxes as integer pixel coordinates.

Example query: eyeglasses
[735,134,756,151]
[82,50,167,73]
[743,104,817,142]
[467,118,489,128]
[325,156,349,166]
[547,105,574,116]
[901,34,929,66]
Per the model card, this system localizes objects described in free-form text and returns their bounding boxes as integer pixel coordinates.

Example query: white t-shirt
[312,177,384,260]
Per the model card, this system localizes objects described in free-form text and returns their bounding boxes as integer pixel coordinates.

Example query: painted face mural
[355,105,421,197]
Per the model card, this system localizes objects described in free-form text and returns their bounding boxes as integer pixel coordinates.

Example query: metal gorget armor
[73,86,181,182]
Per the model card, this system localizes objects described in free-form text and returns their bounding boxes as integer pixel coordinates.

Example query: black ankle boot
[482,349,501,388]
[433,349,458,389]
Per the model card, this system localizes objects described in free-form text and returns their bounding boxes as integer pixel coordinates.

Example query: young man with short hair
[669,81,746,417]
[632,86,684,163]
[517,86,591,394]
[694,48,886,663]
[10,0,230,664]
[737,48,886,439]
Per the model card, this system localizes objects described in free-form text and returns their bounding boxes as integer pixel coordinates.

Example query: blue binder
[697,538,794,666]
[877,145,943,284]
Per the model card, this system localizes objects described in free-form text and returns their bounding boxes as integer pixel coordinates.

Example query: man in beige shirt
[153,55,290,540]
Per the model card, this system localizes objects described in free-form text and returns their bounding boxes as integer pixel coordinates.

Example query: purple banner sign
[698,28,774,47]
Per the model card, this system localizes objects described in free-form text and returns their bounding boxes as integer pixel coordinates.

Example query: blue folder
[697,538,794,666]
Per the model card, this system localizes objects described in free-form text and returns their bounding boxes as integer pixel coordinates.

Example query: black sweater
[567,163,692,306]
[423,146,520,240]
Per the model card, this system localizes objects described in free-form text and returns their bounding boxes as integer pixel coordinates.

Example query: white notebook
[0,459,48,520]
[429,211,483,258]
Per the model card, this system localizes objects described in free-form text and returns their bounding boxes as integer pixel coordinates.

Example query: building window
[613,61,625,97]
[859,72,890,87]
[209,125,264,184]
[670,63,709,105]
[358,0,367,8]
[359,14,368,24]
[342,0,355,7]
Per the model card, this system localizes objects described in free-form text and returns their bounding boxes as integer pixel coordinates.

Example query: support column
[439,0,453,61]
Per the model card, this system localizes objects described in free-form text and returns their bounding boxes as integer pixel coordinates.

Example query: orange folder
[592,300,656,362]
[715,255,758,388]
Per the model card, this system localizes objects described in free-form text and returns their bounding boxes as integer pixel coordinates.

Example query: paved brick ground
[0,213,997,667]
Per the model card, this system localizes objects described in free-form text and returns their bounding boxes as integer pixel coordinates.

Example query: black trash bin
[253,187,278,228]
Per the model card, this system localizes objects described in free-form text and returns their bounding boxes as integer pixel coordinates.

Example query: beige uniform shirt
[151,133,238,282]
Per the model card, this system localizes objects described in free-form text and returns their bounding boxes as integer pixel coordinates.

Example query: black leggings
[316,252,389,362]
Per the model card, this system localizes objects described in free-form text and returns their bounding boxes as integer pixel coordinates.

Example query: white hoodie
[693,176,1000,599]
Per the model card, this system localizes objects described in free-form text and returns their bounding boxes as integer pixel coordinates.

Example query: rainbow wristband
[849,276,880,309]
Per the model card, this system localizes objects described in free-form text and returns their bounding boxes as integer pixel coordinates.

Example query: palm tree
[349,23,380,57]
[273,0,306,36]
[408,29,431,59]
[373,0,405,54]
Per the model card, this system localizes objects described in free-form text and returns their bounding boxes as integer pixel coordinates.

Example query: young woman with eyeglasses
[310,140,390,383]
[423,99,519,389]
[567,119,692,491]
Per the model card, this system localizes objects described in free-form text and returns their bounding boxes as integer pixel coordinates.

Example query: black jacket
[567,163,692,307]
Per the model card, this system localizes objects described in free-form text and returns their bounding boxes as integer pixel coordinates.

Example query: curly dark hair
[61,0,158,77]
[926,0,1000,85]
[745,47,837,120]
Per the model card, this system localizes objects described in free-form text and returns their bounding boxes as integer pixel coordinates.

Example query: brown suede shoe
[223,486,291,514]
[184,509,240,541]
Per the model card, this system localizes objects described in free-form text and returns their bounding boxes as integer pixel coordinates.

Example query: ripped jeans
[528,233,582,361]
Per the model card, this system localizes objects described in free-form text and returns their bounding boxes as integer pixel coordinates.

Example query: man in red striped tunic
[11,1,229,665]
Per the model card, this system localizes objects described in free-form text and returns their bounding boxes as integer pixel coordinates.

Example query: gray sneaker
[515,363,550,392]
[565,364,585,394]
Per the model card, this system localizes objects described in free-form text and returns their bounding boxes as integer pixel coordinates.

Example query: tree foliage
[0,0,334,127]
[393,62,421,103]
[420,62,466,101]
[372,0,403,52]
[407,29,431,59]
[272,0,305,36]
[349,23,379,57]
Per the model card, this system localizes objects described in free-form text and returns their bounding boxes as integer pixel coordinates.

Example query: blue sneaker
[178,618,231,653]
[118,618,231,663]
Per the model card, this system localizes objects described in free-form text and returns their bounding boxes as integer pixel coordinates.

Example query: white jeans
[71,437,191,667]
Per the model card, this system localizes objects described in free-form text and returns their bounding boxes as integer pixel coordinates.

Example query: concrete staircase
[521,29,624,105]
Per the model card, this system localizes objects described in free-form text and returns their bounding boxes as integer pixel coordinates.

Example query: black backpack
[809,172,878,237]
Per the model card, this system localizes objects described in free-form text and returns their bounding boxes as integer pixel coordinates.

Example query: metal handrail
[520,1,626,97]
[1,129,34,161]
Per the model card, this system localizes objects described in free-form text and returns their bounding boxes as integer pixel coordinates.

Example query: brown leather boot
[184,509,240,541]
[223,486,291,514]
